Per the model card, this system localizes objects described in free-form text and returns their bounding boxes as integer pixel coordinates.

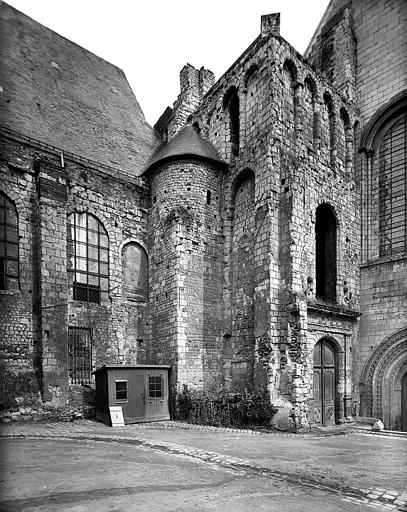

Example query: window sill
[361,253,407,268]
[307,302,360,318]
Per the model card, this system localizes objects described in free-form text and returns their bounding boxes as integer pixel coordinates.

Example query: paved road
[0,437,374,512]
[1,420,406,511]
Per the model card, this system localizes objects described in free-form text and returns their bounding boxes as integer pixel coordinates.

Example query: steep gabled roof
[0,2,159,176]
[143,124,226,175]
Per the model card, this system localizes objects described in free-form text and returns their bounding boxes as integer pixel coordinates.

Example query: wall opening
[68,327,92,385]
[315,204,337,302]
[224,87,240,156]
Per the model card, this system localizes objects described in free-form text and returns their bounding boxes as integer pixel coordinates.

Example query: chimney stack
[261,13,280,37]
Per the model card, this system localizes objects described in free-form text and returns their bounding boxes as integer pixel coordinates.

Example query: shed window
[115,380,128,402]
[148,375,163,398]
[315,204,337,302]
[68,327,92,384]
[0,192,19,290]
[68,212,109,303]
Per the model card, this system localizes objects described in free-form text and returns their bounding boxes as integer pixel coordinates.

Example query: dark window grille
[68,327,92,384]
[0,193,19,290]
[68,212,109,303]
[379,115,407,256]
[115,380,127,401]
[148,375,163,398]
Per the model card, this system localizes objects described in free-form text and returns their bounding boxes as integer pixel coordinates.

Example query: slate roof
[143,124,226,175]
[0,2,159,176]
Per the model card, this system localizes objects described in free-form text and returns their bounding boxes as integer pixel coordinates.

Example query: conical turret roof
[143,124,226,175]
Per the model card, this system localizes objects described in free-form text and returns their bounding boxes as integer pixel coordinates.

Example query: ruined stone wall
[147,159,224,390]
[306,5,355,104]
[168,65,215,141]
[178,28,360,427]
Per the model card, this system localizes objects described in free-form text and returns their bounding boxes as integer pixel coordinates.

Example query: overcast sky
[5,0,330,126]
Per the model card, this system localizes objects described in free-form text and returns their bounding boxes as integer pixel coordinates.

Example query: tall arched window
[379,114,407,256]
[315,204,337,302]
[337,108,351,166]
[224,87,240,156]
[245,65,259,139]
[122,242,148,300]
[68,212,109,303]
[0,192,19,290]
[323,93,335,168]
[283,61,296,137]
[303,77,317,147]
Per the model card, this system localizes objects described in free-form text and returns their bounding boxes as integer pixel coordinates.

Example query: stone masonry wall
[147,160,224,391]
[0,136,39,410]
[170,26,360,427]
[0,132,150,416]
[353,0,407,124]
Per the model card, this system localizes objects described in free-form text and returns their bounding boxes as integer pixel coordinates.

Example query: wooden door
[313,340,336,426]
[145,370,168,420]
[128,373,145,420]
[402,372,407,432]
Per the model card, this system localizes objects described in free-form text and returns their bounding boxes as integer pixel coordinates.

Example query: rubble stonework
[1,1,406,431]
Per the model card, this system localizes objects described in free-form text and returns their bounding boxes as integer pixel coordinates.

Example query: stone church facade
[1,0,406,430]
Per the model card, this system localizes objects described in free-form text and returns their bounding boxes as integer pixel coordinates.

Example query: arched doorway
[360,328,407,430]
[313,339,336,426]
[402,372,407,432]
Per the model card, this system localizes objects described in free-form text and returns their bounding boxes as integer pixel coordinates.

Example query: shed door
[313,340,335,426]
[402,372,407,432]
[129,373,145,419]
[145,370,167,419]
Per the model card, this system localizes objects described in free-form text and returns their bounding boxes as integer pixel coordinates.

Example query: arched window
[68,212,109,303]
[245,65,259,138]
[283,61,296,136]
[122,242,148,300]
[323,93,335,168]
[315,204,337,302]
[224,87,240,156]
[337,108,351,167]
[303,77,317,147]
[379,114,407,256]
[0,192,19,290]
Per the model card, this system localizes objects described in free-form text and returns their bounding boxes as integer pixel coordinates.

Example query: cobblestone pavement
[1,420,406,511]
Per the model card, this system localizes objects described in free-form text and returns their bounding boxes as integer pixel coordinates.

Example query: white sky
[5,0,330,126]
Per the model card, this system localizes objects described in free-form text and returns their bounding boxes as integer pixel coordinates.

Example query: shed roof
[0,3,159,177]
[143,124,226,175]
[93,364,172,375]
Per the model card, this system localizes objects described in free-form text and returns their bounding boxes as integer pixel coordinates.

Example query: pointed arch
[360,328,407,429]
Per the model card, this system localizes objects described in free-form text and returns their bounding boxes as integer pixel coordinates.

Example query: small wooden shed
[94,364,171,425]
